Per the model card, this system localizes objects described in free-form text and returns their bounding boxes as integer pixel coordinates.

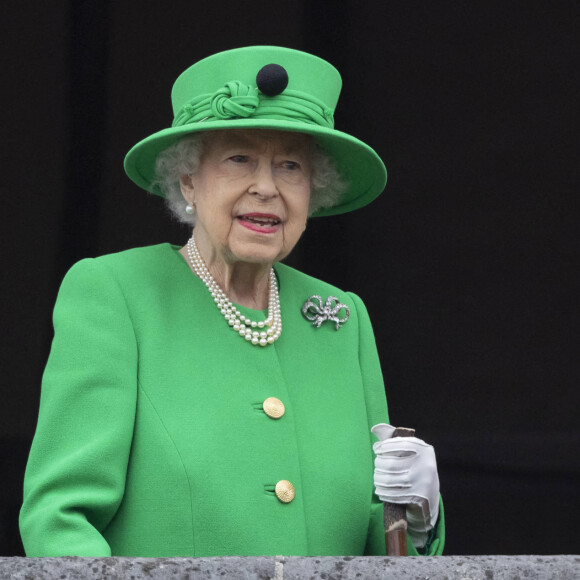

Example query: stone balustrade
[1,555,578,579]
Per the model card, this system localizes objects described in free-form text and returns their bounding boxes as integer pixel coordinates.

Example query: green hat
[124,46,387,217]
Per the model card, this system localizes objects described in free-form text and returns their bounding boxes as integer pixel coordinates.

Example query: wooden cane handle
[384,427,415,556]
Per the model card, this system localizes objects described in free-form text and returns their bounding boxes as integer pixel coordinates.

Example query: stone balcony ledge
[1,555,578,579]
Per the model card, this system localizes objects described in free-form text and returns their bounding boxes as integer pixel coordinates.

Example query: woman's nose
[249,162,279,198]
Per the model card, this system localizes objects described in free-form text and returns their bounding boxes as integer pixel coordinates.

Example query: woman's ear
[179,173,195,204]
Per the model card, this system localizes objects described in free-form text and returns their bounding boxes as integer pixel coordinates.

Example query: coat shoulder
[89,243,178,272]
[275,262,368,321]
[64,244,182,286]
[275,262,353,299]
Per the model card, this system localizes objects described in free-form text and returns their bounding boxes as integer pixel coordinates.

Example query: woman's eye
[229,155,249,163]
[281,161,300,170]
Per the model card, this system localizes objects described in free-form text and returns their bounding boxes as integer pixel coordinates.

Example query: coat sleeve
[20,258,138,557]
[348,292,445,556]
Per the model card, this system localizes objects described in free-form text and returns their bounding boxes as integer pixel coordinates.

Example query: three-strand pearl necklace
[186,234,282,346]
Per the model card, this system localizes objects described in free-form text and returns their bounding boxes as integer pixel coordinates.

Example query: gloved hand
[371,423,440,545]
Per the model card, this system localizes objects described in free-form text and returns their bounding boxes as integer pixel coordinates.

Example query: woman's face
[182,129,312,267]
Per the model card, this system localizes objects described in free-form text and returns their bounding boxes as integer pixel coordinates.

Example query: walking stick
[384,426,415,556]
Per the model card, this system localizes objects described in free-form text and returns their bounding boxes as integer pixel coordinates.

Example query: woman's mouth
[237,213,281,234]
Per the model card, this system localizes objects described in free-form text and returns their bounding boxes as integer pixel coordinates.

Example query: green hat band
[172,81,335,129]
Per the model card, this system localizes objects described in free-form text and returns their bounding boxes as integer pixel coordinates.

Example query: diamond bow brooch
[301,295,350,330]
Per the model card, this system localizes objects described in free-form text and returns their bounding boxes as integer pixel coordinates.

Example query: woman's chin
[230,250,282,267]
[227,241,289,267]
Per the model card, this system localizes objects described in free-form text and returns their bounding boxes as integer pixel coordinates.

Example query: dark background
[2,0,579,556]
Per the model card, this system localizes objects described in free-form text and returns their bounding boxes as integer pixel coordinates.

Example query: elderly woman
[20,46,444,557]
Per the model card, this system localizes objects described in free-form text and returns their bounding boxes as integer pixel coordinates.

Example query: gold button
[275,480,295,503]
[263,397,285,419]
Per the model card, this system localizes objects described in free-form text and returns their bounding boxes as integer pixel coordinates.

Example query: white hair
[152,132,348,225]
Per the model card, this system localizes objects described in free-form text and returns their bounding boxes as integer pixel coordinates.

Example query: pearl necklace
[186,234,282,346]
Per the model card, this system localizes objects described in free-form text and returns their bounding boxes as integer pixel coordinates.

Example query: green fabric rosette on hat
[124,46,387,217]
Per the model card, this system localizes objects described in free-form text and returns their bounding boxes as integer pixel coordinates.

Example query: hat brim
[124,119,387,218]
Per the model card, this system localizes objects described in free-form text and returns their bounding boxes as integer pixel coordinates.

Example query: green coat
[20,244,444,557]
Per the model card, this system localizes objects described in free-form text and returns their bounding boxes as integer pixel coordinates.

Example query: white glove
[372,423,440,546]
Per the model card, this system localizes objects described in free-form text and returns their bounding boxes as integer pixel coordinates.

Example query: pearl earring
[185,204,194,215]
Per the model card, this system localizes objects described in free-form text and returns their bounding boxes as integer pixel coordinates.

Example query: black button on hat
[256,64,289,96]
